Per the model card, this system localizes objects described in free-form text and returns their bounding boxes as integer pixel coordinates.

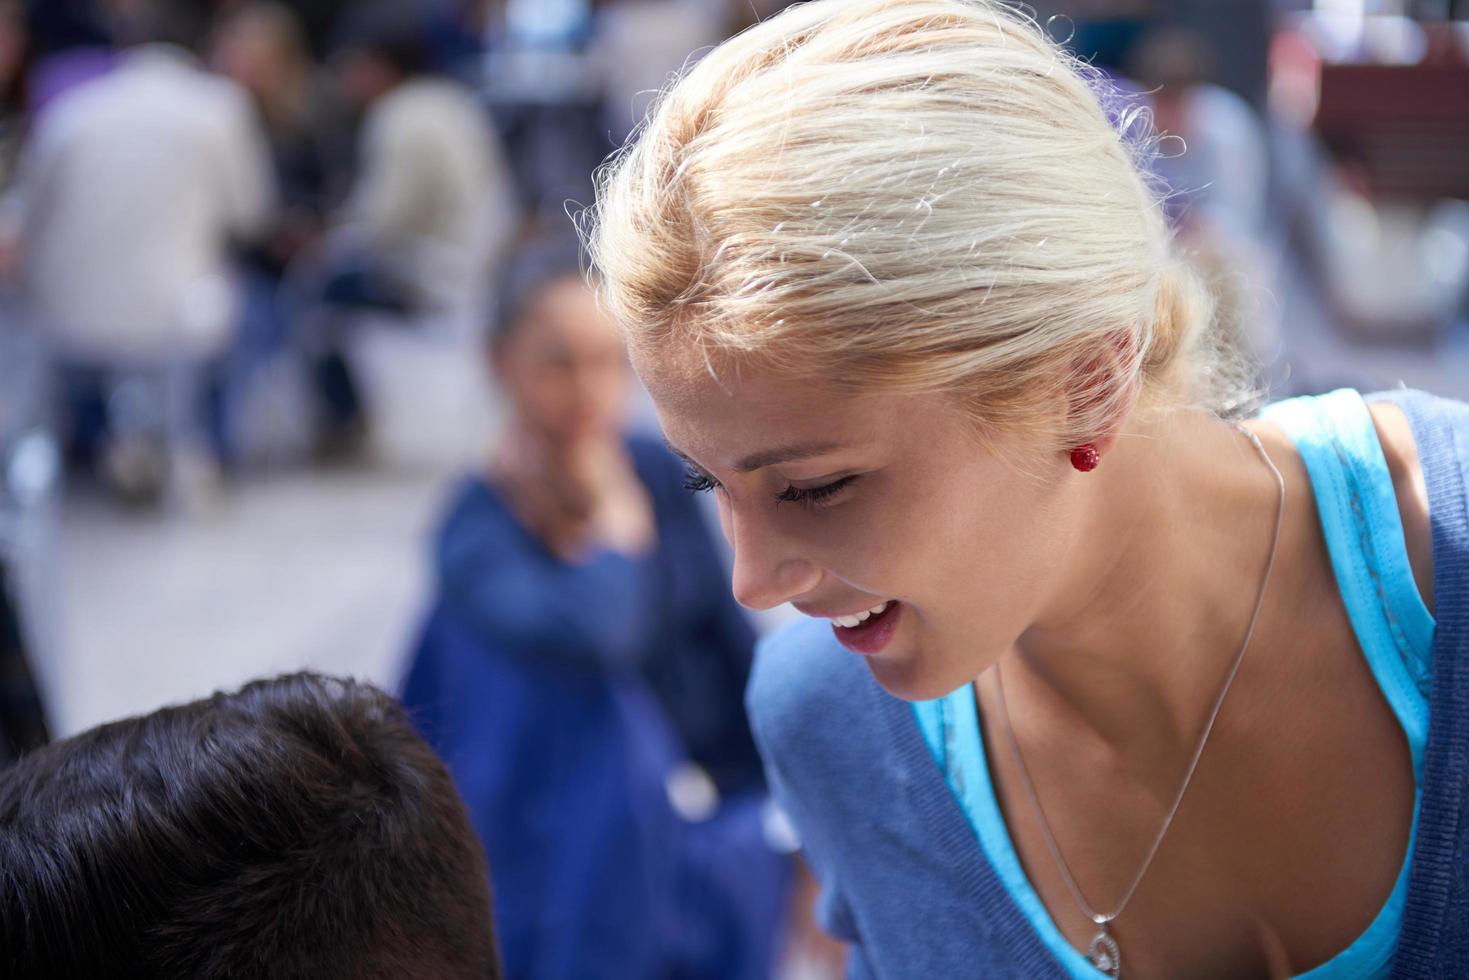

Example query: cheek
[591,366,630,413]
[919,468,1068,641]
[766,475,939,597]
[525,373,570,417]
[863,461,1066,649]
[860,480,1061,701]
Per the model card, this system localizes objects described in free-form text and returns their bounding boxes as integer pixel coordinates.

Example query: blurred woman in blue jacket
[400,239,789,979]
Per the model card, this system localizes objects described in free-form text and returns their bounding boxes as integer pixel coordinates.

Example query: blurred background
[0,0,1466,976]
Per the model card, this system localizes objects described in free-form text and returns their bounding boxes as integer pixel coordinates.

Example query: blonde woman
[586,1,1469,977]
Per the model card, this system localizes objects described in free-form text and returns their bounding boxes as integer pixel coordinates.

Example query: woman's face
[497,278,632,444]
[635,350,1082,700]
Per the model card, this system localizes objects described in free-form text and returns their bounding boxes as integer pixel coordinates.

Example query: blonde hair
[586,0,1254,448]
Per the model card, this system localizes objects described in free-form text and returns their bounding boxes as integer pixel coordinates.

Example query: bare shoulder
[1367,402,1435,614]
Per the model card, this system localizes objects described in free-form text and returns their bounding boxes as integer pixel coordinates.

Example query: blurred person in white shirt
[303,1,516,458]
[9,0,276,503]
[16,6,275,364]
[333,2,514,287]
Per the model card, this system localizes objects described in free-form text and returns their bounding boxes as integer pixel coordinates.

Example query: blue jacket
[418,435,765,793]
[402,436,785,979]
[747,390,1469,978]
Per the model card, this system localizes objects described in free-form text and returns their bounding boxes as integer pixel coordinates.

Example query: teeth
[832,601,892,629]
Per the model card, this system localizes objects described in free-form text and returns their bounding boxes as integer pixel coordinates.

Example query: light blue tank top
[914,389,1435,979]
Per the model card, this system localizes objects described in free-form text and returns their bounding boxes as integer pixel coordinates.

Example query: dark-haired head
[330,1,434,107]
[118,0,212,54]
[0,673,501,979]
[490,238,630,445]
[490,235,589,350]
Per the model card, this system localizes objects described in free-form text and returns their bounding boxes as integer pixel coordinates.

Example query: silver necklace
[993,425,1286,978]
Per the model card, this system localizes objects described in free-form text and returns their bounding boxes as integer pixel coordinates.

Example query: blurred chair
[281,226,500,469]
[1312,193,1469,341]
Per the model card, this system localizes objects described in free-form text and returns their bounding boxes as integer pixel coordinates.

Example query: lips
[827,601,902,656]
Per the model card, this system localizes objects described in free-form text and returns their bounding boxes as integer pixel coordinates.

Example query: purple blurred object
[28,47,116,119]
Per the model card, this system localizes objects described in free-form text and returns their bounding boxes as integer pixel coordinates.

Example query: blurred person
[1128,27,1277,370]
[9,0,276,502]
[0,0,29,276]
[211,3,324,164]
[207,2,342,464]
[271,0,384,60]
[424,0,494,83]
[590,0,723,145]
[305,0,516,458]
[0,672,503,978]
[1129,28,1269,246]
[590,2,1469,979]
[0,1,27,192]
[399,239,789,979]
[1060,0,1160,75]
[331,0,515,276]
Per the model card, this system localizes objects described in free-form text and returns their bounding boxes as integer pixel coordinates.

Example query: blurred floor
[46,468,438,737]
[42,331,498,737]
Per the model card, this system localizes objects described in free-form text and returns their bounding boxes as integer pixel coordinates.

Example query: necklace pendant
[1086,927,1122,978]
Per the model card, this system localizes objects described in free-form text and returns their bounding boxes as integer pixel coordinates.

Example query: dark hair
[490,236,589,348]
[330,1,435,77]
[121,0,212,54]
[1127,27,1217,93]
[26,0,113,56]
[0,673,501,979]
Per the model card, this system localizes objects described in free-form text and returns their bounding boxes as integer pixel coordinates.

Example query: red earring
[1069,443,1100,472]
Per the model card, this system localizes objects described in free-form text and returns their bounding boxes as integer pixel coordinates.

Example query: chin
[863,651,961,704]
[864,637,993,703]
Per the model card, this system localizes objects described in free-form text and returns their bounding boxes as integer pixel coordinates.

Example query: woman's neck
[1003,409,1305,766]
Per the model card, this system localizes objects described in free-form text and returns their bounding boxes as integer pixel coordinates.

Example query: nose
[723,502,822,611]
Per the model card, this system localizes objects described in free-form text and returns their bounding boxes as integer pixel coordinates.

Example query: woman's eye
[775,475,858,508]
[683,468,719,494]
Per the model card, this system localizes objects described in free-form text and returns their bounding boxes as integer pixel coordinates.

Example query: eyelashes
[775,475,857,506]
[682,470,719,494]
[682,468,858,509]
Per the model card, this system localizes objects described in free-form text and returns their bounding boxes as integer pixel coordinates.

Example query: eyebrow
[664,439,848,473]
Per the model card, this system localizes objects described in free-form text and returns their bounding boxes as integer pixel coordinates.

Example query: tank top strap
[1262,388,1435,761]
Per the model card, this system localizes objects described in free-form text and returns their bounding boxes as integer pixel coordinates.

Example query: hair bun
[1147,261,1212,376]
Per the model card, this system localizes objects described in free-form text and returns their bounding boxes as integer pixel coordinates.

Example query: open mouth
[829,600,902,656]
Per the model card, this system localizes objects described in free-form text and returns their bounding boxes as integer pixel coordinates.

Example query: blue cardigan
[747,390,1469,979]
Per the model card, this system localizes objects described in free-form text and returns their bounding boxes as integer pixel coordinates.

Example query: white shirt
[16,47,276,362]
[346,77,516,268]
